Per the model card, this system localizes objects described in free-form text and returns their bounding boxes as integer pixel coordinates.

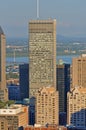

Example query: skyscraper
[56,61,70,113]
[35,87,59,126]
[72,54,86,88]
[19,63,29,100]
[29,19,56,96]
[0,26,8,101]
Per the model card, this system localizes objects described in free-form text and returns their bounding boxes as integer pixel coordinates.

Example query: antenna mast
[37,0,39,18]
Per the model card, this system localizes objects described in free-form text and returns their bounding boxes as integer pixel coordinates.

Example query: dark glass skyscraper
[56,61,70,113]
[19,63,29,100]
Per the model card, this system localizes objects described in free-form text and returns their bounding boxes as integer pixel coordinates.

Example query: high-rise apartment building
[72,54,86,88]
[19,63,29,100]
[29,19,56,96]
[67,87,86,128]
[56,61,70,113]
[35,87,59,126]
[0,26,8,101]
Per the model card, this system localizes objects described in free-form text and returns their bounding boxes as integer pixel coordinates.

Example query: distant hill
[57,35,86,43]
[6,37,28,46]
[6,35,86,46]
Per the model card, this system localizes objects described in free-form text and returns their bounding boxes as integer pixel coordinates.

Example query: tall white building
[29,19,56,97]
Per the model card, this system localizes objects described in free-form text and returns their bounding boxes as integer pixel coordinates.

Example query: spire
[0,26,4,34]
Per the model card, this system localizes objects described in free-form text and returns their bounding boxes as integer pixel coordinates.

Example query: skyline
[0,0,86,38]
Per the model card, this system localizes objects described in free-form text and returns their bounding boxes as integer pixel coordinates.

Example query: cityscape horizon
[0,1,86,130]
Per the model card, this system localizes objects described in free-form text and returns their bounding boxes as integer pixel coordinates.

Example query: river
[6,55,79,65]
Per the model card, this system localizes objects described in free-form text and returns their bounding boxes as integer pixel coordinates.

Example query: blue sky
[0,0,86,38]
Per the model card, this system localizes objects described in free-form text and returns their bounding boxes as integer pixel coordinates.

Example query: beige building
[0,26,8,101]
[0,104,28,130]
[72,54,86,88]
[0,117,8,130]
[67,87,86,128]
[29,19,56,97]
[35,87,59,126]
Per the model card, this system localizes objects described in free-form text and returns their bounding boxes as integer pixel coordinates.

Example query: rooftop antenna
[37,0,39,18]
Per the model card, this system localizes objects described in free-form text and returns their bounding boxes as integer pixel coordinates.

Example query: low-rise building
[24,125,67,130]
[0,104,28,130]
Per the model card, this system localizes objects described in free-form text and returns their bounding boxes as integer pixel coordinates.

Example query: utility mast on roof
[37,0,39,18]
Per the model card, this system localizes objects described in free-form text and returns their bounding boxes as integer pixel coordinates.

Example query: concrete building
[72,54,86,88]
[67,87,86,128]
[35,87,59,126]
[0,26,8,101]
[29,19,56,97]
[19,64,29,100]
[0,104,28,130]
[56,60,70,113]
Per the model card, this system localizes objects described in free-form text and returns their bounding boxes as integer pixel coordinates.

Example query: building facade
[29,19,56,96]
[24,125,67,130]
[0,104,28,130]
[8,85,21,101]
[72,54,86,88]
[0,117,8,130]
[56,61,70,113]
[0,26,8,101]
[67,87,86,128]
[19,63,29,100]
[35,87,59,126]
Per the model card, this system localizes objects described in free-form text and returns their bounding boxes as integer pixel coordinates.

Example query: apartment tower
[0,26,8,101]
[29,19,56,96]
[72,54,86,88]
[67,87,86,128]
[35,87,59,126]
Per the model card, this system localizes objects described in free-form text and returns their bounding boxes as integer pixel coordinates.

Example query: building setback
[0,26,8,101]
[29,19,56,97]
